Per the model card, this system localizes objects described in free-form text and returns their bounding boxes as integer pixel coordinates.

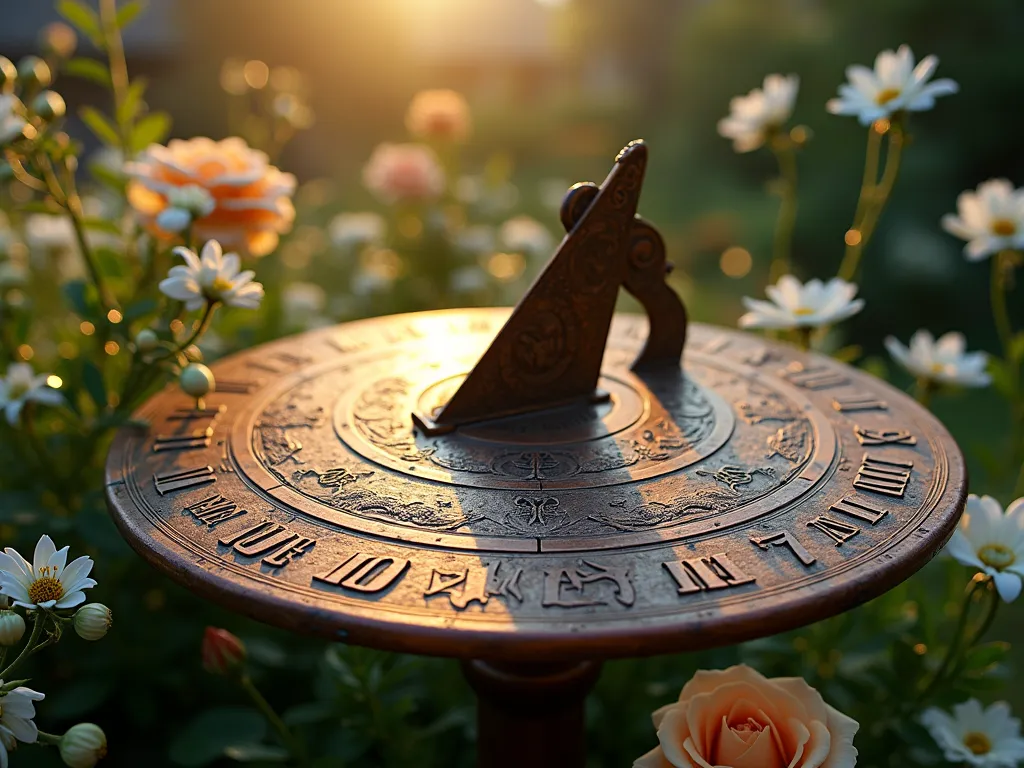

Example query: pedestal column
[461,659,602,768]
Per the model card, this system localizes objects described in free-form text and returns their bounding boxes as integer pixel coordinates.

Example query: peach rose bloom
[363,143,444,205]
[126,137,296,257]
[635,665,859,768]
[405,89,471,143]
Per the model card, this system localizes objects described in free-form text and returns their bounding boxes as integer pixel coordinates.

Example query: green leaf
[79,106,121,147]
[223,744,290,762]
[169,708,266,768]
[117,77,148,125]
[963,641,1011,673]
[130,111,171,152]
[81,360,107,409]
[65,57,111,87]
[116,0,146,29]
[83,217,122,235]
[57,0,103,43]
[62,279,92,317]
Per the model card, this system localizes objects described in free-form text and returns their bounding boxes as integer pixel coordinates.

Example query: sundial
[105,141,966,768]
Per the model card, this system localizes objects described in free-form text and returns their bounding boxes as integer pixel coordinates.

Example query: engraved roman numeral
[662,553,755,596]
[853,454,913,498]
[829,495,889,525]
[324,336,369,354]
[700,336,731,354]
[783,363,849,390]
[313,553,410,593]
[807,516,859,546]
[167,406,225,421]
[246,352,312,374]
[215,379,261,394]
[217,520,315,567]
[853,425,916,446]
[152,426,213,453]
[423,562,524,610]
[744,346,783,367]
[153,465,215,495]
[751,530,816,566]
[185,494,246,527]
[832,394,887,412]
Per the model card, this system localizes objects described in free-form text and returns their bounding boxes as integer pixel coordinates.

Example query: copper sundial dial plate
[105,309,965,661]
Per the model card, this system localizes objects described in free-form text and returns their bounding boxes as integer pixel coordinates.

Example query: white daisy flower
[718,74,799,152]
[738,274,864,330]
[0,534,96,611]
[941,179,1024,261]
[328,212,385,249]
[499,216,553,258]
[0,682,44,765]
[945,495,1024,602]
[921,699,1024,768]
[885,330,991,388]
[155,184,217,233]
[0,363,63,426]
[159,240,264,311]
[827,45,958,125]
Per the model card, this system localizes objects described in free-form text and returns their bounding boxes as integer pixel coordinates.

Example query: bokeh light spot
[720,247,752,278]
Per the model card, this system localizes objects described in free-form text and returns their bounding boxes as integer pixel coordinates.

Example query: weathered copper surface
[105,308,966,661]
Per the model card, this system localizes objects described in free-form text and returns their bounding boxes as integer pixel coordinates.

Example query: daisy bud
[155,207,192,234]
[32,90,65,121]
[184,345,203,362]
[0,610,26,646]
[0,57,16,91]
[40,22,78,61]
[201,627,246,676]
[16,56,52,89]
[134,329,159,352]
[179,364,215,399]
[73,603,112,641]
[59,723,107,768]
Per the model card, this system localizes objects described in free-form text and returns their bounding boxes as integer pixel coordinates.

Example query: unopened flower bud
[201,627,246,675]
[135,328,159,352]
[40,22,78,60]
[0,57,16,92]
[73,603,112,641]
[184,345,203,362]
[17,56,52,89]
[0,610,26,646]
[59,723,107,768]
[179,363,215,398]
[155,207,191,233]
[32,90,65,121]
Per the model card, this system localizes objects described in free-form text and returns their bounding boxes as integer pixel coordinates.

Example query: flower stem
[914,378,935,409]
[239,674,305,763]
[35,730,62,746]
[794,326,813,351]
[768,136,799,283]
[838,120,905,282]
[918,576,989,701]
[98,0,133,151]
[0,612,44,680]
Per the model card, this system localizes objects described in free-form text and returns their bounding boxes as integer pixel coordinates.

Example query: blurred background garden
[1,0,1024,765]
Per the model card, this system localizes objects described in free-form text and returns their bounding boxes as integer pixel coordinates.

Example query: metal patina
[105,141,966,768]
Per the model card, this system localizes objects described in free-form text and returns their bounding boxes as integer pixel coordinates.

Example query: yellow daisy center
[875,87,902,106]
[210,276,233,294]
[28,576,64,604]
[792,307,816,316]
[963,731,992,755]
[991,218,1017,237]
[930,362,946,374]
[978,543,1016,570]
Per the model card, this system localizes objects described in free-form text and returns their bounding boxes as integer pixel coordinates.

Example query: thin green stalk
[991,252,1015,362]
[99,0,133,151]
[0,613,44,680]
[35,730,62,746]
[918,577,987,700]
[914,378,935,409]
[794,326,813,351]
[769,136,799,283]
[838,121,905,282]
[239,674,305,763]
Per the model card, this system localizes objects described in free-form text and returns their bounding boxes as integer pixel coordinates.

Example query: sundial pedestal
[105,142,966,767]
